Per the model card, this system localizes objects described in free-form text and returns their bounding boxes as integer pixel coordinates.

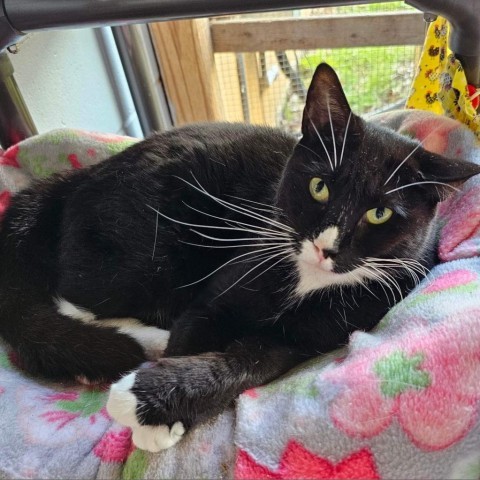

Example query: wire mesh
[213,2,425,134]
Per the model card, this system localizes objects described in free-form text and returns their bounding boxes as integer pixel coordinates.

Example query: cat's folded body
[1,64,479,452]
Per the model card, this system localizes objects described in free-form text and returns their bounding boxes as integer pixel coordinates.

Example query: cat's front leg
[106,337,303,452]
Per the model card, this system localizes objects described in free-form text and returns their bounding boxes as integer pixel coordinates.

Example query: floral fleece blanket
[0,110,479,479]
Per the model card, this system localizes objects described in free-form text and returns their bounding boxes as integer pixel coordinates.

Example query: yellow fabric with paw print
[406,17,480,140]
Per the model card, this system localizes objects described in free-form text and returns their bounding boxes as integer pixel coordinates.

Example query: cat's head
[276,63,480,296]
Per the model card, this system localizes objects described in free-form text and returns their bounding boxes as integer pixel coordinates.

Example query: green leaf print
[107,140,138,155]
[122,449,149,480]
[57,390,107,416]
[0,352,11,369]
[374,351,431,397]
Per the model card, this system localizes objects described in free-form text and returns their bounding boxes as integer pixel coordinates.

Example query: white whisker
[176,244,286,289]
[339,111,352,166]
[225,194,282,212]
[385,181,460,195]
[182,202,290,238]
[190,173,294,233]
[309,118,334,171]
[190,229,289,243]
[175,174,295,234]
[362,264,401,302]
[350,270,380,300]
[365,258,429,277]
[146,205,290,239]
[383,143,422,187]
[151,210,159,260]
[326,98,338,168]
[297,143,324,161]
[242,254,290,286]
[337,308,356,329]
[232,247,294,265]
[179,240,291,250]
[371,275,395,306]
[239,203,279,215]
[384,124,445,186]
[214,250,289,300]
[361,256,429,300]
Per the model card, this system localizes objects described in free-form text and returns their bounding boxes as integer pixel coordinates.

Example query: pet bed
[0,109,479,479]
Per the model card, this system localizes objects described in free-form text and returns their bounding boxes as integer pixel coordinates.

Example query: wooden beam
[211,11,425,53]
[149,19,223,125]
[243,53,266,124]
[215,53,245,122]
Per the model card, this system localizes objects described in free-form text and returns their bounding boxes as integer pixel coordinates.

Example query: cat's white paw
[106,372,184,452]
[106,372,139,428]
[132,421,185,452]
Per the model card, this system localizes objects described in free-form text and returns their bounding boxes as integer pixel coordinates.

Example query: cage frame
[0,0,478,148]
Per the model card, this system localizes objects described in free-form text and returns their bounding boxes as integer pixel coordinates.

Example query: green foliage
[333,2,411,14]
[299,45,416,114]
[287,2,418,116]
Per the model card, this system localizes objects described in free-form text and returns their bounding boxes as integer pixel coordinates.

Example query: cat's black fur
[0,64,479,444]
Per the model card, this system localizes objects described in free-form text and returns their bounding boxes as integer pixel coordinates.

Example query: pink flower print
[243,388,259,399]
[438,186,480,261]
[44,391,78,402]
[17,386,111,446]
[41,410,80,430]
[330,357,396,439]
[401,115,455,155]
[94,427,133,463]
[329,309,480,451]
[40,390,108,429]
[423,269,477,294]
[407,269,479,309]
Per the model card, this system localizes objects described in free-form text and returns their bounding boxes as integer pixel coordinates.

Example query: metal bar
[95,27,144,138]
[5,0,386,32]
[3,0,479,84]
[0,1,388,147]
[112,24,173,135]
[0,0,478,147]
[0,52,37,148]
[0,2,22,48]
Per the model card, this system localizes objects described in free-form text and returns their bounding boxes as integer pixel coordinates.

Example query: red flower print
[235,441,379,479]
[0,191,11,220]
[94,427,134,463]
[68,153,82,169]
[0,144,20,168]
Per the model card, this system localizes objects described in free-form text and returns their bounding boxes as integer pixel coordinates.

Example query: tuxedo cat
[0,64,478,451]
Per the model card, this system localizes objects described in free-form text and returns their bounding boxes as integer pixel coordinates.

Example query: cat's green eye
[309,177,329,203]
[366,207,393,225]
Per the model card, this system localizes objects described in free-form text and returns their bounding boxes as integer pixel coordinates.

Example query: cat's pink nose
[314,243,338,264]
[313,244,325,262]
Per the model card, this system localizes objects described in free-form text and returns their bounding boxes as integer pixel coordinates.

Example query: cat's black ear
[417,150,480,198]
[301,63,353,139]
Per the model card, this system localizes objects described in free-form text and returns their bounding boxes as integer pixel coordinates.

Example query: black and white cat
[0,64,478,451]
